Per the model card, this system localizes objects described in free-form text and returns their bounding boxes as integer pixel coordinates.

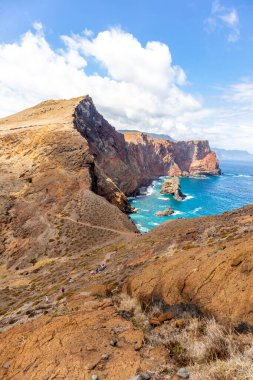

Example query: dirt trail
[56,215,138,237]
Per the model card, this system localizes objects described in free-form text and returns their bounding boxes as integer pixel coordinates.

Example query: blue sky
[0,0,253,151]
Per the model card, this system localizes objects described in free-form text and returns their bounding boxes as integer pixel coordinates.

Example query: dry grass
[148,317,236,362]
[191,349,253,380]
[113,293,150,331]
[146,317,253,379]
[113,294,253,380]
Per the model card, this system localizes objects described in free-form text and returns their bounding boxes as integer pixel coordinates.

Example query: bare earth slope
[0,205,253,379]
[0,97,137,271]
[125,205,253,326]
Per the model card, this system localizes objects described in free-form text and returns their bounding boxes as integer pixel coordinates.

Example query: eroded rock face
[161,177,186,201]
[123,133,220,188]
[167,140,221,177]
[73,98,220,198]
[74,97,137,209]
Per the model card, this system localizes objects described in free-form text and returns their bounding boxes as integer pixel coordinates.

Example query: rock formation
[73,97,220,200]
[161,177,186,201]
[123,132,221,185]
[155,207,174,216]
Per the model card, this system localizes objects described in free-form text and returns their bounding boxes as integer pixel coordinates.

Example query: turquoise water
[129,160,253,232]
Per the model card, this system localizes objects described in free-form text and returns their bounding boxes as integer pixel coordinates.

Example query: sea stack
[155,207,174,216]
[161,177,186,201]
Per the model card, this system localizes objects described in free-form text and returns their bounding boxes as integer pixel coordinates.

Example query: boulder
[158,311,174,323]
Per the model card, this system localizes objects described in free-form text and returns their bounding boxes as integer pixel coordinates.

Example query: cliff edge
[73,97,220,199]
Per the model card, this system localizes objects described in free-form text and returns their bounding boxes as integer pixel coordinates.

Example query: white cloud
[0,24,206,134]
[206,80,253,152]
[206,0,240,42]
[0,24,252,152]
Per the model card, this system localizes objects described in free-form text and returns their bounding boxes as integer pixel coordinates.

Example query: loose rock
[177,367,190,378]
[101,354,110,361]
[158,311,174,323]
[148,316,161,326]
[2,361,11,369]
[110,339,117,347]
[141,373,151,380]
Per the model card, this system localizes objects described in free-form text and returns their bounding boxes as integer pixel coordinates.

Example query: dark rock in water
[155,207,174,216]
[161,177,186,201]
[139,187,147,195]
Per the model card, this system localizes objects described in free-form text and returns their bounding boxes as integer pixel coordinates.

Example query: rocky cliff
[73,98,220,201]
[0,95,221,269]
[0,97,137,271]
[123,132,220,187]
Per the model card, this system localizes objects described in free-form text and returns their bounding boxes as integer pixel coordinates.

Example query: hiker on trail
[45,295,49,303]
[95,265,102,273]
[100,263,106,271]
[61,287,65,293]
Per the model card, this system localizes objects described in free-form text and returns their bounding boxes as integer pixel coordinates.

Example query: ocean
[129,160,253,233]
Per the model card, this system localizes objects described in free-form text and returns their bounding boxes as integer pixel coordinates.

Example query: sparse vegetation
[113,293,150,331]
[30,258,37,266]
[112,293,253,379]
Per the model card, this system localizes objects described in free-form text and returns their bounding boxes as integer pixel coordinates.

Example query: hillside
[0,95,221,270]
[0,204,253,379]
[3,96,253,380]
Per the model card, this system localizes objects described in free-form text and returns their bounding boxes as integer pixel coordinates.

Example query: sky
[0,0,253,152]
